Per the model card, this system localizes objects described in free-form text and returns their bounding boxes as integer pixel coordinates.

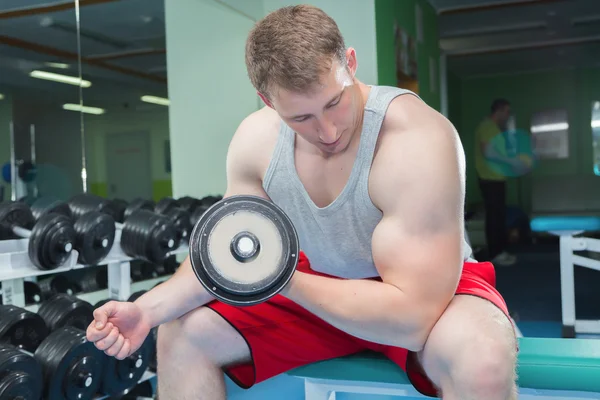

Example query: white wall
[165,0,261,199]
[84,107,171,184]
[166,0,378,199]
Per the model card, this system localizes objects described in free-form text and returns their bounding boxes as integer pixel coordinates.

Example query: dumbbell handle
[12,226,73,253]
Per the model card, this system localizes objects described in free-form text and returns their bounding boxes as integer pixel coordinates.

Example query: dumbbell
[38,294,152,395]
[30,196,116,266]
[0,304,106,399]
[189,195,299,306]
[0,201,75,270]
[70,194,179,264]
[154,197,193,246]
[38,274,81,300]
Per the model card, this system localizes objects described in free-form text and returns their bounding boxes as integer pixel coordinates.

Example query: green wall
[375,0,441,110]
[453,66,600,212]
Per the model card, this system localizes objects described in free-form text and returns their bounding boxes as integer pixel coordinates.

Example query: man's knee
[156,306,251,368]
[451,338,517,397]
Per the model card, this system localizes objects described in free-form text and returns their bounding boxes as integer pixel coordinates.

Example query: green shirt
[474,117,506,181]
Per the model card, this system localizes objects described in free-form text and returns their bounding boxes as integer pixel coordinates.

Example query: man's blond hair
[245,5,347,99]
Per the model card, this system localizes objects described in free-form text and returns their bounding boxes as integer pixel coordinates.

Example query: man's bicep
[372,120,465,310]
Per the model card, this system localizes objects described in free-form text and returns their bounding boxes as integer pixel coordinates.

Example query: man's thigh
[206,294,367,389]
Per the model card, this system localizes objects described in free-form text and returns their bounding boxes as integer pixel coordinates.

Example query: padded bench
[287,337,600,399]
[530,215,600,337]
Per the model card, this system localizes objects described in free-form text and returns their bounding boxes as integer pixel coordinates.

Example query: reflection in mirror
[592,102,600,176]
[78,0,170,203]
[0,0,83,203]
[530,109,569,160]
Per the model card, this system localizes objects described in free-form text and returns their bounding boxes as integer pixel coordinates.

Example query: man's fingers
[115,338,131,360]
[105,333,125,357]
[86,321,113,342]
[95,326,120,351]
[93,301,117,330]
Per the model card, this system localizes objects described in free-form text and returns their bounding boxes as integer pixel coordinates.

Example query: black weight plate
[39,275,78,300]
[0,305,49,352]
[80,268,107,293]
[163,255,179,274]
[121,210,178,264]
[30,196,72,221]
[110,198,129,223]
[117,380,154,399]
[24,281,43,305]
[176,196,203,214]
[0,202,35,240]
[155,197,178,215]
[37,294,94,332]
[165,207,192,246]
[147,326,158,373]
[0,343,43,400]
[190,204,209,226]
[28,213,76,270]
[74,211,116,265]
[201,195,222,207]
[123,198,154,221]
[68,193,120,222]
[34,326,105,400]
[100,334,153,395]
[189,195,299,306]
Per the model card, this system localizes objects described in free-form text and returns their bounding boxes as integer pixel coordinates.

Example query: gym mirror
[0,0,84,203]
[78,0,170,203]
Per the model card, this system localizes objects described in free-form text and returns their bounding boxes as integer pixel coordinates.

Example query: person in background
[474,99,526,266]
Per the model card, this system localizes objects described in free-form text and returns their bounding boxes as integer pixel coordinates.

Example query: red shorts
[206,252,510,397]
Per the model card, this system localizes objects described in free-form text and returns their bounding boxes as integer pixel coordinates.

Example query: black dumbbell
[0,304,106,399]
[154,198,193,246]
[31,195,116,266]
[68,193,179,264]
[0,201,75,270]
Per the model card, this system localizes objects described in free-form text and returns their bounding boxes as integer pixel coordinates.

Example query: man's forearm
[280,272,430,351]
[134,257,215,328]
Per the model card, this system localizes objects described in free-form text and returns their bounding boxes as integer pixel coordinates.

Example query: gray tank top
[263,85,474,279]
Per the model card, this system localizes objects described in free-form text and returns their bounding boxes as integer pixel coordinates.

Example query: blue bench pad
[288,337,600,393]
[530,216,600,232]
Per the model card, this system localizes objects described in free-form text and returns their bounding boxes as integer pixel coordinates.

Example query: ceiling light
[30,70,91,88]
[531,122,569,133]
[141,95,169,106]
[0,94,4,100]
[592,120,600,129]
[63,103,105,115]
[44,62,70,69]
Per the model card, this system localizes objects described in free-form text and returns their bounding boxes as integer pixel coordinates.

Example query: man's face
[498,105,512,127]
[267,53,362,156]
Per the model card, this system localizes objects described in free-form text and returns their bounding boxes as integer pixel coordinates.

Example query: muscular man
[87,5,518,399]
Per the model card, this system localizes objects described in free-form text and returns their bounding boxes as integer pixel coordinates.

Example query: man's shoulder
[237,106,282,137]
[379,94,458,152]
[229,106,282,178]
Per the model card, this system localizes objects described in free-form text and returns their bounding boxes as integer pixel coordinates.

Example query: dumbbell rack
[0,228,188,399]
[0,229,187,306]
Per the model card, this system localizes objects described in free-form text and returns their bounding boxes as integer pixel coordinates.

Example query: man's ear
[257,92,274,108]
[345,47,358,77]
